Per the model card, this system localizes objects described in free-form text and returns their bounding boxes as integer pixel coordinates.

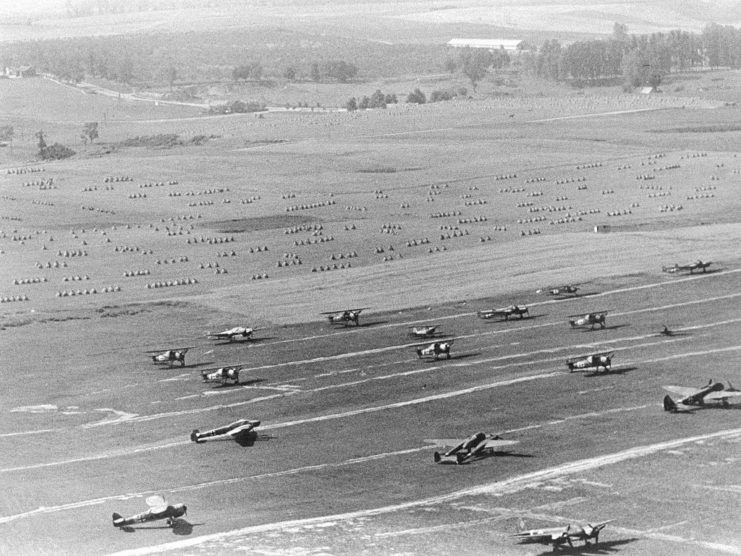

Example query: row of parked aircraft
[126,262,729,545]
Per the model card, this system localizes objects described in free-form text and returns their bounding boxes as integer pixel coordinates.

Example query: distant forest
[1,23,740,89]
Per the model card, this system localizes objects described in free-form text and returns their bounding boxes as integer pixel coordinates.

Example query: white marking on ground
[105,428,741,555]
[577,386,613,395]
[9,404,58,413]
[82,409,139,428]
[529,107,668,123]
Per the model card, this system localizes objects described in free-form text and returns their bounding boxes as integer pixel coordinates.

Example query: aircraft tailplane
[112,513,125,527]
[663,395,678,412]
[433,451,441,463]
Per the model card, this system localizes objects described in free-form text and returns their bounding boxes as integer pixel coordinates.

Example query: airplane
[112,495,187,529]
[145,347,192,367]
[513,518,613,548]
[663,380,741,412]
[536,284,580,296]
[662,260,713,274]
[321,308,368,326]
[566,352,613,373]
[191,419,261,444]
[477,304,529,321]
[568,310,607,329]
[201,365,242,386]
[208,326,255,342]
[416,340,453,360]
[409,325,440,338]
[424,432,519,464]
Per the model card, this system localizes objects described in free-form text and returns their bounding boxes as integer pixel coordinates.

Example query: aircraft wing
[513,528,566,542]
[145,495,168,513]
[705,391,741,401]
[482,439,519,450]
[424,438,466,448]
[662,385,700,398]
[227,424,257,437]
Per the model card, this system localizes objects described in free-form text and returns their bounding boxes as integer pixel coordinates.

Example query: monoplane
[208,326,255,342]
[663,380,741,412]
[112,495,187,529]
[513,518,613,548]
[191,419,260,444]
[662,260,713,274]
[415,339,453,360]
[425,432,519,464]
[201,365,242,386]
[409,325,440,338]
[477,304,529,321]
[566,352,614,373]
[321,308,368,326]
[536,284,580,296]
[146,347,192,367]
[568,310,607,329]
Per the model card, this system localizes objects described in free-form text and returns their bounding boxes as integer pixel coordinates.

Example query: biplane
[663,380,741,412]
[145,347,192,367]
[477,304,530,321]
[191,419,260,444]
[536,284,580,296]
[513,518,613,548]
[415,340,453,360]
[208,326,255,342]
[566,352,614,373]
[201,365,242,386]
[425,432,519,464]
[113,495,187,529]
[662,260,713,274]
[321,308,368,326]
[568,310,607,329]
[409,325,440,338]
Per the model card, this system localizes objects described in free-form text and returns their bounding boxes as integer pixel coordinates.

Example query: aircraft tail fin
[433,451,441,463]
[663,395,678,412]
[112,513,125,527]
[517,517,527,532]
[190,430,200,442]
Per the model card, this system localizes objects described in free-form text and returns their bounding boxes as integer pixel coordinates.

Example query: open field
[1,71,741,555]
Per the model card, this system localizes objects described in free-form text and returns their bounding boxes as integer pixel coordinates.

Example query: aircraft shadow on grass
[580,324,630,333]
[483,314,545,324]
[421,352,481,362]
[533,537,639,555]
[214,336,275,346]
[585,366,638,377]
[358,319,389,328]
[469,450,533,463]
[120,519,203,535]
[214,378,265,388]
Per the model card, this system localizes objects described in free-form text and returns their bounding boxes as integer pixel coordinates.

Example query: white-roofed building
[447,39,525,52]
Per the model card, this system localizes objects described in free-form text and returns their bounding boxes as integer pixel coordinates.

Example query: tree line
[522,23,738,88]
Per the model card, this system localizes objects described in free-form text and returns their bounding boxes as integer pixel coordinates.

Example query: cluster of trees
[523,23,737,88]
[406,88,426,104]
[447,48,511,90]
[345,90,397,111]
[36,130,75,160]
[310,60,358,83]
[232,63,263,82]
[429,87,468,103]
[207,100,266,114]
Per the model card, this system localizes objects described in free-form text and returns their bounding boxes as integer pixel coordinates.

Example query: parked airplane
[513,518,613,548]
[478,304,529,321]
[201,365,242,386]
[662,260,713,274]
[146,347,192,367]
[663,380,741,411]
[209,326,254,342]
[112,495,186,529]
[415,340,453,360]
[568,310,608,329]
[536,284,580,296]
[321,308,368,326]
[566,352,614,373]
[191,419,260,444]
[425,432,519,464]
[409,325,440,338]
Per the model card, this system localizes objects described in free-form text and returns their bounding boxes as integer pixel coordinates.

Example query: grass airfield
[1,76,741,555]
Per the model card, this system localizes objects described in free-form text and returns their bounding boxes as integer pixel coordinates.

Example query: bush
[40,143,75,160]
[406,88,426,104]
[208,100,266,114]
